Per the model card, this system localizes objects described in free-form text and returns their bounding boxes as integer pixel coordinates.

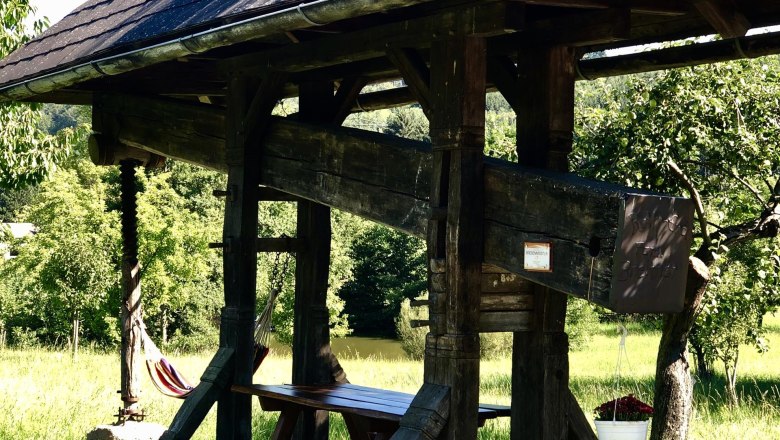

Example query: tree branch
[694,204,780,264]
[667,159,712,249]
[678,158,766,205]
[727,168,766,206]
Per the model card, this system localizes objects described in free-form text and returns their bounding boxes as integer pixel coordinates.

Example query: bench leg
[272,405,303,440]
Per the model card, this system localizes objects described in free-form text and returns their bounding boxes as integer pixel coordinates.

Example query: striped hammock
[140,288,280,399]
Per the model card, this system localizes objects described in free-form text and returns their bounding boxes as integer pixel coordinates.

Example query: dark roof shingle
[0,0,301,88]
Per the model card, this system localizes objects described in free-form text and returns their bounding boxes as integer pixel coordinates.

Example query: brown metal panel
[610,194,695,313]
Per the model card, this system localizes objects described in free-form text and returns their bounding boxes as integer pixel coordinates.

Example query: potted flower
[593,394,653,440]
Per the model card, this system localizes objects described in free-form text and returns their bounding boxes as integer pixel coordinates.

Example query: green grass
[1,317,779,439]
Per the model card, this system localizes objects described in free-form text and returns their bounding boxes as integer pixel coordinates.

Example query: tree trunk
[650,257,709,440]
[724,353,739,406]
[689,332,712,380]
[0,323,5,351]
[72,313,80,361]
[162,308,168,346]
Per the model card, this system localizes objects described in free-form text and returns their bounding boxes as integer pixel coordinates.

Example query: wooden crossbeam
[386,48,433,116]
[332,77,369,125]
[521,0,685,15]
[224,2,523,75]
[491,7,631,49]
[692,0,750,38]
[93,93,694,313]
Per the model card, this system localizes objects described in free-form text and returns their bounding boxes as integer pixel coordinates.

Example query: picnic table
[232,383,511,439]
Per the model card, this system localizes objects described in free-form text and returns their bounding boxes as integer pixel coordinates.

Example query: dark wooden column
[424,35,487,439]
[216,74,261,440]
[292,80,335,440]
[119,160,142,419]
[511,45,575,440]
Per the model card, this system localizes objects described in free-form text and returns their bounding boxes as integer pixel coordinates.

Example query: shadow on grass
[482,370,780,413]
[693,373,780,410]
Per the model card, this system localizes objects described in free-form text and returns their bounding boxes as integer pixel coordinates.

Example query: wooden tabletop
[232,383,510,423]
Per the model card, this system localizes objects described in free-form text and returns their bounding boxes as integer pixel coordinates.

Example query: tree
[0,1,73,189]
[1,156,121,354]
[136,169,220,345]
[574,58,780,439]
[337,224,426,337]
[689,242,778,404]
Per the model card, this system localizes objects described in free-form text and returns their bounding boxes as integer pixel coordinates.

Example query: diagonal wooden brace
[161,348,235,440]
[391,384,451,440]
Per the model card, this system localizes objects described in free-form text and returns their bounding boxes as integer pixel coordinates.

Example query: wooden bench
[232,383,511,439]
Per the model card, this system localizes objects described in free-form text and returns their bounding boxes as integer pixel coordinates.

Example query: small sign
[524,242,552,272]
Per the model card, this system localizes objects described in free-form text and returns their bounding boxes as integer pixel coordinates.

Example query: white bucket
[594,420,649,440]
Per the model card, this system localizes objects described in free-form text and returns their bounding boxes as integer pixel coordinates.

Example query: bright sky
[30,0,85,27]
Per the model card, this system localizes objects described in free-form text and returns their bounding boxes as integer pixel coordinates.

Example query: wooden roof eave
[0,0,435,104]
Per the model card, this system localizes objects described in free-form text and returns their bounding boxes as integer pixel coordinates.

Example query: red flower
[594,394,654,421]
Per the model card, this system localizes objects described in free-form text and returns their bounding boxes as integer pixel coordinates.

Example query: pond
[269,336,407,360]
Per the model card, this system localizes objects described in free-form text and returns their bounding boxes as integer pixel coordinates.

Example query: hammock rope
[141,246,292,399]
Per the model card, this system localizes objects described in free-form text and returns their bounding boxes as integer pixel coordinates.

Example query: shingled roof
[0,0,437,101]
[5,0,780,104]
[0,1,305,89]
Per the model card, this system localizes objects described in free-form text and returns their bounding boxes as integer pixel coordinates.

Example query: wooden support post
[422,34,486,440]
[511,45,585,440]
[215,74,262,440]
[292,80,335,440]
[119,160,142,419]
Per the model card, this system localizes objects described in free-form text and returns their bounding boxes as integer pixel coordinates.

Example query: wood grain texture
[161,348,235,440]
[511,45,574,440]
[292,81,336,440]
[94,93,693,312]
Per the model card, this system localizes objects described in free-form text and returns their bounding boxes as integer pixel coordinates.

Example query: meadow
[1,317,779,439]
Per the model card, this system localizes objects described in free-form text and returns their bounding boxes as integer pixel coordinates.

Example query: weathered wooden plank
[226,2,523,75]
[216,74,263,440]
[291,81,336,440]
[256,237,306,253]
[512,44,573,440]
[481,293,533,311]
[386,47,432,116]
[480,311,532,332]
[392,384,450,440]
[94,94,693,312]
[161,348,235,440]
[119,161,142,419]
[492,7,631,50]
[568,389,598,440]
[426,34,486,440]
[693,0,750,38]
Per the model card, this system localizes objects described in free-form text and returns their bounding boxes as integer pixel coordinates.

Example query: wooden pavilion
[3,0,780,438]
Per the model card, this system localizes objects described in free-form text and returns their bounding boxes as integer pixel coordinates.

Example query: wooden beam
[692,0,750,38]
[93,94,694,313]
[578,31,780,80]
[492,7,631,49]
[521,0,685,15]
[119,161,142,420]
[161,348,235,440]
[386,48,433,116]
[392,384,450,439]
[256,237,306,253]
[225,2,523,75]
[332,77,369,125]
[511,44,575,440]
[424,34,487,439]
[292,81,336,440]
[487,56,521,113]
[568,389,598,440]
